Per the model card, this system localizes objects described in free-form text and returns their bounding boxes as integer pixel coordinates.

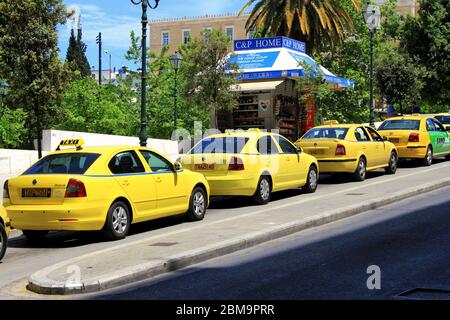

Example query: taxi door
[365,126,388,166]
[274,135,305,187]
[430,119,450,155]
[355,127,378,168]
[109,150,157,218]
[138,150,189,216]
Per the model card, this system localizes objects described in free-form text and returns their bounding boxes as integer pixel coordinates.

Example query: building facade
[149,13,251,54]
[375,0,419,15]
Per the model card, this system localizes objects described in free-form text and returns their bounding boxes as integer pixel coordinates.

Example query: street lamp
[169,51,183,131]
[104,50,112,84]
[131,0,160,147]
[363,2,381,127]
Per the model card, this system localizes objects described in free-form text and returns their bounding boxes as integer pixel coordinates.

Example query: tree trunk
[34,104,42,159]
[210,102,218,129]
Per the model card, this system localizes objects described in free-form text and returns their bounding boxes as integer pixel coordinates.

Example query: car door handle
[155,177,162,183]
[122,180,130,186]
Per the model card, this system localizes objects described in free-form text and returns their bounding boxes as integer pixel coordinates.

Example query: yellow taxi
[0,205,10,261]
[180,129,319,205]
[3,139,210,241]
[434,113,450,131]
[378,115,450,166]
[295,121,398,181]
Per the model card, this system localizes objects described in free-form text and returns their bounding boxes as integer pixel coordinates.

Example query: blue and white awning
[227,37,354,89]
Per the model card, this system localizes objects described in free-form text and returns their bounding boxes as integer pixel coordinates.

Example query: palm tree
[240,0,361,54]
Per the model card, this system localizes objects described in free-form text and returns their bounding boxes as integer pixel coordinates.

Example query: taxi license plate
[389,138,399,143]
[22,188,51,198]
[194,163,215,170]
[308,149,324,155]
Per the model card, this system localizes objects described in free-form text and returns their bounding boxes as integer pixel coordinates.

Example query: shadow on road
[91,194,450,300]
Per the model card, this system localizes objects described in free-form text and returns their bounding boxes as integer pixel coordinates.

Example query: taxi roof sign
[324,120,339,125]
[56,138,84,151]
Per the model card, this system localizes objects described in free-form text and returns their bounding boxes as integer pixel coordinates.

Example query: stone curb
[27,178,450,295]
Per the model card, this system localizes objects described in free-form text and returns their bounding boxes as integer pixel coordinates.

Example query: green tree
[401,0,450,106]
[56,77,140,136]
[180,30,239,129]
[0,107,27,148]
[66,27,91,78]
[0,0,69,157]
[240,0,361,54]
[375,49,425,115]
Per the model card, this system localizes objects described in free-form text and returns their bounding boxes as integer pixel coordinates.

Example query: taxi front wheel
[103,201,131,240]
[0,224,7,261]
[303,165,318,193]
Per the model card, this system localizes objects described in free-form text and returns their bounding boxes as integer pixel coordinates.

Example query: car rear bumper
[206,174,258,196]
[5,203,107,231]
[317,158,358,173]
[396,145,427,159]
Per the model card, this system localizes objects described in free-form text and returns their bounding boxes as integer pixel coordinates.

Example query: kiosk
[223,37,354,140]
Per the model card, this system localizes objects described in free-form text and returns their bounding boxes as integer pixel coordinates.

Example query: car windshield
[23,153,100,175]
[435,116,450,125]
[378,120,421,131]
[190,137,249,154]
[302,128,349,139]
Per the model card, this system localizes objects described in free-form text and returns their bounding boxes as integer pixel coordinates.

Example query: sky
[58,0,253,72]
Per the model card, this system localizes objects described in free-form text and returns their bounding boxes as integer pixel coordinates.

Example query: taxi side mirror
[446,126,450,132]
[296,146,303,154]
[173,161,182,171]
[383,136,388,141]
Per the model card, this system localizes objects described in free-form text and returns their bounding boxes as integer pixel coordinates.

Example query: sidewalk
[28,162,450,295]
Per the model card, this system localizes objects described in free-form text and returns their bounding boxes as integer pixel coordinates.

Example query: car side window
[109,151,145,174]
[355,127,371,142]
[365,127,384,142]
[139,150,173,172]
[257,136,279,155]
[432,120,445,132]
[426,119,436,131]
[276,136,298,154]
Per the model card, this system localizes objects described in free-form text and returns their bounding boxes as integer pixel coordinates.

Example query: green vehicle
[378,115,450,166]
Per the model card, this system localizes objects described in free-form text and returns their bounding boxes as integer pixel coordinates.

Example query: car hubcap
[193,192,205,216]
[112,206,128,234]
[427,149,432,164]
[359,160,366,178]
[391,154,397,171]
[260,179,270,200]
[309,169,317,190]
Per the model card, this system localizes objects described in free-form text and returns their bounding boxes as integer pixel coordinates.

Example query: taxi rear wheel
[22,230,49,241]
[385,151,398,174]
[252,175,272,205]
[352,157,367,182]
[0,224,7,261]
[421,146,433,166]
[185,187,207,221]
[103,201,131,240]
[303,165,318,193]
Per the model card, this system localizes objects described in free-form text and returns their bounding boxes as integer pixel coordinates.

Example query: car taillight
[65,178,87,198]
[335,144,346,156]
[409,133,419,142]
[228,156,245,171]
[3,180,9,199]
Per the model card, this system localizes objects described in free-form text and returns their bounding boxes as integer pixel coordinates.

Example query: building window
[182,29,191,44]
[225,26,234,41]
[162,32,170,46]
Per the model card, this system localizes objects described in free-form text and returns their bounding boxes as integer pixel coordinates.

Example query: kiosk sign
[234,36,306,53]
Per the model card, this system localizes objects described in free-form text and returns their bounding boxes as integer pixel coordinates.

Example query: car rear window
[435,116,450,125]
[190,137,249,154]
[302,128,349,139]
[378,120,420,131]
[23,153,100,175]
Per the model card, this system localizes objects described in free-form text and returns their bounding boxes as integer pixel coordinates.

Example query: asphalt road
[89,185,450,300]
[0,159,449,299]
